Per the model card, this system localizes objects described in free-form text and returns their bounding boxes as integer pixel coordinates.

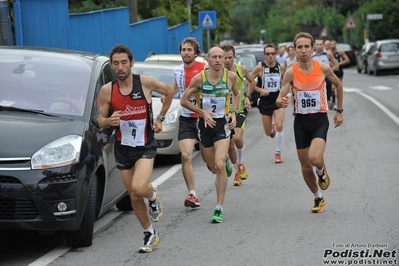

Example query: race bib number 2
[202,96,226,118]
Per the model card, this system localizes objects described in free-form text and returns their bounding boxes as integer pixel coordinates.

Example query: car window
[92,62,114,128]
[236,54,257,72]
[337,43,352,52]
[380,43,399,52]
[0,49,91,116]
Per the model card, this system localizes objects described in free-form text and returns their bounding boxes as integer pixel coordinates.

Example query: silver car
[366,39,399,76]
[132,63,183,163]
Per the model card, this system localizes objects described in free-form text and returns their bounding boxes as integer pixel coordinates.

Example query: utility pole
[127,0,138,24]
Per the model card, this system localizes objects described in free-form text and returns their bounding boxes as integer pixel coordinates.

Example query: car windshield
[132,67,179,99]
[337,44,352,52]
[0,49,91,116]
[237,55,257,72]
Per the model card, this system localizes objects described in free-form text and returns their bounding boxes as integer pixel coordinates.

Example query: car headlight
[31,135,82,169]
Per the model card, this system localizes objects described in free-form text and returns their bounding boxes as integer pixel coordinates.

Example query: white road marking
[369,85,391,90]
[28,152,200,266]
[344,87,399,125]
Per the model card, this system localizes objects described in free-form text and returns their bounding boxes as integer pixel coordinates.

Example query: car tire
[171,153,182,164]
[66,175,97,247]
[116,194,133,211]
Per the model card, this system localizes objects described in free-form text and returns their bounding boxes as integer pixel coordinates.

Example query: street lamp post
[260,29,266,44]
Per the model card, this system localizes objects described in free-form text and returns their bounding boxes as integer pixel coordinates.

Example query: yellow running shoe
[233,172,242,186]
[237,163,248,179]
[317,165,330,190]
[311,197,326,213]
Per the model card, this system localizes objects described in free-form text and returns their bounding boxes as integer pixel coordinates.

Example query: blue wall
[13,0,204,61]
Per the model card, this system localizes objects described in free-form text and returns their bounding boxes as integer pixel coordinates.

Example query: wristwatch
[334,108,344,113]
[157,115,165,122]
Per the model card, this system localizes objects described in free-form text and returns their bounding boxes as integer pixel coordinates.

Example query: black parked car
[0,46,131,247]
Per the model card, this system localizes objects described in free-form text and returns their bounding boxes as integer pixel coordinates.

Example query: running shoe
[139,230,160,253]
[311,197,326,213]
[148,188,163,222]
[211,208,223,223]
[270,122,276,138]
[184,194,200,208]
[237,163,248,179]
[233,172,242,186]
[317,165,330,190]
[274,153,283,163]
[225,156,232,177]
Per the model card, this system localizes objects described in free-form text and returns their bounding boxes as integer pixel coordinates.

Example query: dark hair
[179,37,201,55]
[293,32,314,48]
[220,44,236,55]
[263,43,276,53]
[110,44,133,62]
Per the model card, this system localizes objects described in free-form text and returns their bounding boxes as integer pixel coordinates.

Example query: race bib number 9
[296,91,321,114]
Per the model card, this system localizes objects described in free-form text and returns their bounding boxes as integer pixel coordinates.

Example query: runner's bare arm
[327,51,340,71]
[276,67,293,108]
[180,73,207,117]
[98,82,121,128]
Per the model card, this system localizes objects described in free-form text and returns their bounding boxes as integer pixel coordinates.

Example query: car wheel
[116,194,133,211]
[66,175,97,247]
[171,153,182,164]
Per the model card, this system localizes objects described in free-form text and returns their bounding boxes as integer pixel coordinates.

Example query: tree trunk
[127,0,137,24]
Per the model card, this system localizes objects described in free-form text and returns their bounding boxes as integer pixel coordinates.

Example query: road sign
[199,11,217,29]
[367,13,383,20]
[319,26,327,38]
[345,16,356,29]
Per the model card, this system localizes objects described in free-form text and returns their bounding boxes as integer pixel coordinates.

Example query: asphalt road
[1,68,398,266]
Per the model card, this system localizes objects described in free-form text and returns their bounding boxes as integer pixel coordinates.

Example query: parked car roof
[144,54,206,64]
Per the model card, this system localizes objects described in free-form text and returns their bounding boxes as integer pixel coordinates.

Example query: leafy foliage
[67,0,399,50]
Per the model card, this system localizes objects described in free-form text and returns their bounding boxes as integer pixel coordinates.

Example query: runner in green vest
[221,44,254,186]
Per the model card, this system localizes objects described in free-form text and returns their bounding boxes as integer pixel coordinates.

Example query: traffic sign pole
[366,13,383,43]
[199,11,217,53]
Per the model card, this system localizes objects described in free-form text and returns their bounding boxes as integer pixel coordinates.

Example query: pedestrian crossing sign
[199,11,217,29]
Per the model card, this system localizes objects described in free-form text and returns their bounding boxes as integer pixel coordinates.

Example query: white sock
[235,146,244,164]
[275,131,284,154]
[144,225,154,235]
[149,190,156,201]
[189,190,196,197]
[216,204,223,211]
[313,190,323,199]
[316,167,324,175]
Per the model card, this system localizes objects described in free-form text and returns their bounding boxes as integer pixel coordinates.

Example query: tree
[127,0,138,23]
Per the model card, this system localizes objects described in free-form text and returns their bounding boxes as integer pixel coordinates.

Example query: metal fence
[12,0,203,61]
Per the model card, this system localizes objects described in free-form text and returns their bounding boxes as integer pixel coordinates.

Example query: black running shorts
[197,116,231,148]
[293,113,329,149]
[178,116,199,141]
[114,138,157,170]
